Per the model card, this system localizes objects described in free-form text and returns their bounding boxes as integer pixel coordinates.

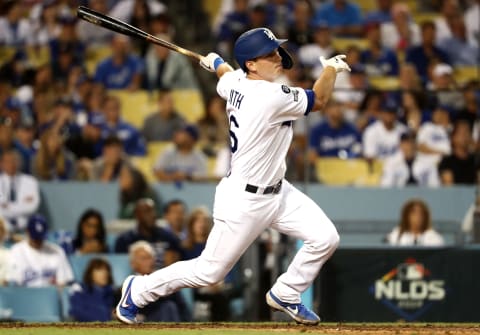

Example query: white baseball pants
[130,177,339,307]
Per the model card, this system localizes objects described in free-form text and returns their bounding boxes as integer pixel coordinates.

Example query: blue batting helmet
[233,28,293,72]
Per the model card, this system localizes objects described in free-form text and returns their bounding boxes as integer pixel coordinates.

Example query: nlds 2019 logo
[369,258,447,321]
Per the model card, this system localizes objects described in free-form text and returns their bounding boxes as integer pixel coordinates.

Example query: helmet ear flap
[278,46,293,70]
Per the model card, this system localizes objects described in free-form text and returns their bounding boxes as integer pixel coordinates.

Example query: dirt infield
[1,322,480,335]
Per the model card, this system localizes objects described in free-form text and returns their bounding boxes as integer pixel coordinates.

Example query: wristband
[213,57,225,70]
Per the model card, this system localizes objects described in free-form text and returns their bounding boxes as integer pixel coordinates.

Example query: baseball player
[116,28,350,325]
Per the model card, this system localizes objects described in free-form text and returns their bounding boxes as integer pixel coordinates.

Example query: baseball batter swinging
[116,27,350,325]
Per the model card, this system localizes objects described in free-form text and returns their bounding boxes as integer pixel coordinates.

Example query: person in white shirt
[363,99,407,161]
[0,149,40,233]
[380,3,420,51]
[381,132,440,187]
[0,217,9,285]
[417,106,451,164]
[464,0,479,47]
[434,0,461,44]
[7,214,74,287]
[387,198,444,246]
[0,2,32,46]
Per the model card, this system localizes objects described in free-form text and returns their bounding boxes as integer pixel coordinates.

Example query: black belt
[245,180,282,195]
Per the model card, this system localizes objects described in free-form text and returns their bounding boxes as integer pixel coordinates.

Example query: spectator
[386,198,444,246]
[69,258,114,322]
[405,21,450,83]
[312,0,364,37]
[28,1,62,46]
[361,22,399,76]
[197,96,229,157]
[439,120,478,185]
[356,90,383,133]
[439,15,479,66]
[309,100,361,158]
[91,136,131,182]
[119,165,160,219]
[153,125,208,182]
[0,1,31,46]
[399,90,426,134]
[286,0,314,48]
[434,0,461,44]
[457,80,480,130]
[398,63,422,93]
[381,132,440,187]
[141,89,186,142]
[163,200,187,241]
[182,207,234,321]
[464,0,479,47]
[417,106,451,164]
[216,0,250,58]
[143,34,199,90]
[298,22,336,79]
[65,113,105,161]
[380,3,420,52]
[48,16,85,73]
[94,35,144,90]
[0,149,40,233]
[7,214,74,287]
[363,99,407,161]
[114,198,182,268]
[182,207,211,260]
[32,129,76,181]
[100,95,146,156]
[333,64,369,122]
[77,0,113,47]
[364,0,393,24]
[427,63,464,112]
[128,241,189,322]
[14,121,37,173]
[109,0,166,25]
[72,209,108,254]
[0,116,30,174]
[0,217,9,285]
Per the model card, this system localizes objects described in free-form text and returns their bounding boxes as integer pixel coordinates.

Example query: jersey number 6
[229,115,239,153]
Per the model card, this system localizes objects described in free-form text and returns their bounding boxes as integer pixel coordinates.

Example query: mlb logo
[396,263,425,280]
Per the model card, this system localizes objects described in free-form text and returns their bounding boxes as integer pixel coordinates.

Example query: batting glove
[200,52,225,72]
[319,54,351,73]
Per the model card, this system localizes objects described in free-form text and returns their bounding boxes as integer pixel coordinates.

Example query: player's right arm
[312,55,351,111]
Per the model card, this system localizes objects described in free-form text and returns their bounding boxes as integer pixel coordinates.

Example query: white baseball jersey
[381,152,440,187]
[7,240,74,287]
[387,227,445,246]
[363,120,407,160]
[216,69,314,185]
[417,122,451,164]
[0,173,40,232]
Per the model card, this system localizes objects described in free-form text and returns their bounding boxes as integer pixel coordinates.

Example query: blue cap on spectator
[5,97,21,111]
[183,124,199,141]
[380,98,398,113]
[27,214,49,241]
[87,113,105,127]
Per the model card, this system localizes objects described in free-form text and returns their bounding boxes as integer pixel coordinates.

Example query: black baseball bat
[76,6,202,61]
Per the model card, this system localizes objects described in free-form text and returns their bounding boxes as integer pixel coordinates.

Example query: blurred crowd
[0,0,479,322]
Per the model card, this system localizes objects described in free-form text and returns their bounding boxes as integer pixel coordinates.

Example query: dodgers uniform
[416,122,451,164]
[363,120,407,160]
[129,70,339,309]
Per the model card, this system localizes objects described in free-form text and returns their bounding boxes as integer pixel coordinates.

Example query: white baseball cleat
[116,275,140,324]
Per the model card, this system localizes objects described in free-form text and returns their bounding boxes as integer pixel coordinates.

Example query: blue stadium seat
[0,287,61,322]
[69,254,131,287]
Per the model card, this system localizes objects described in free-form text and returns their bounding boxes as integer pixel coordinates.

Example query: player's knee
[194,262,229,286]
[308,224,339,252]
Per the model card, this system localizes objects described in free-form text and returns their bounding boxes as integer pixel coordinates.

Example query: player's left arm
[199,52,234,78]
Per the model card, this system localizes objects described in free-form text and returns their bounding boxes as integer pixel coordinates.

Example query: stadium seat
[395,0,418,13]
[0,47,16,67]
[171,89,205,123]
[26,46,50,68]
[85,46,112,75]
[110,90,157,129]
[0,286,61,322]
[454,66,480,84]
[369,76,401,90]
[315,158,382,186]
[332,38,369,52]
[131,141,172,182]
[412,12,439,24]
[69,254,131,287]
[358,0,377,13]
[202,0,222,24]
